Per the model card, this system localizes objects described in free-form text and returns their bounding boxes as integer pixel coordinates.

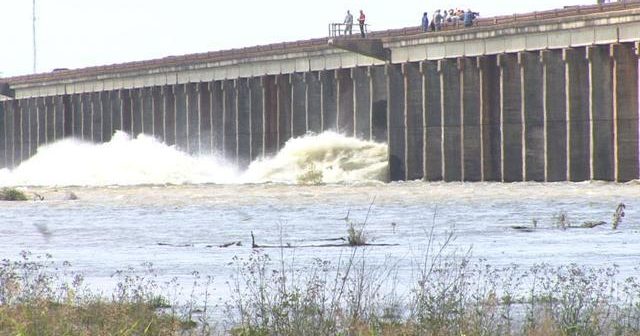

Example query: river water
[0,132,638,302]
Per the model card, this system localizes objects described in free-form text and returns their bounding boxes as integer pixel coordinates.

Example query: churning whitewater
[0,131,388,186]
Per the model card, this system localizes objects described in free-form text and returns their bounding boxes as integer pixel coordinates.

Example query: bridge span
[2,1,640,182]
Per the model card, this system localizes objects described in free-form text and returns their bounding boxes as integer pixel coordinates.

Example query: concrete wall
[3,43,637,182]
[2,7,640,182]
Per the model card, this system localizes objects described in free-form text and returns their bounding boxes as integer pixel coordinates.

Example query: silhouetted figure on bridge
[344,10,353,35]
[422,12,429,32]
[358,10,366,37]
[464,9,479,27]
[433,10,443,31]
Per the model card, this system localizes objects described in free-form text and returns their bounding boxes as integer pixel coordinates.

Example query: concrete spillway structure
[1,2,640,182]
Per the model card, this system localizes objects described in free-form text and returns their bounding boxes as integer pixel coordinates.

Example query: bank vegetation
[1,232,639,335]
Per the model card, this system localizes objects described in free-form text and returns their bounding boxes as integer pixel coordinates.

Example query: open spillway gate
[2,1,640,182]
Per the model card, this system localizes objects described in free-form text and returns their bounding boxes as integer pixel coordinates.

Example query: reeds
[2,228,640,335]
[0,187,27,201]
[0,251,209,335]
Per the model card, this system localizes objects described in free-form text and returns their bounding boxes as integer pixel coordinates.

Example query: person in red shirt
[358,10,366,38]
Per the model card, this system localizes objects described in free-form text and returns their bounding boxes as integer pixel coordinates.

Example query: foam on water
[241,131,388,184]
[0,131,388,186]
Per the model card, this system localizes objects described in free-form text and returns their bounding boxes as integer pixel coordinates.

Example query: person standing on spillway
[358,10,366,38]
[421,12,429,32]
[344,10,353,35]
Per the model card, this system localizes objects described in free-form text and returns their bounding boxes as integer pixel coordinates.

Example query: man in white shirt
[344,10,353,36]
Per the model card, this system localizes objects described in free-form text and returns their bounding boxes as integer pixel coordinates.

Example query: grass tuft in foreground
[2,220,640,335]
[0,187,28,201]
[0,252,210,336]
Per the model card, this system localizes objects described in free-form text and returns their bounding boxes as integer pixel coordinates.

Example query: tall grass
[2,235,640,335]
[0,251,211,335]
[0,187,28,201]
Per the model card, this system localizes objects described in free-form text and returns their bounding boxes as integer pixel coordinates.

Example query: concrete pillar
[262,76,278,156]
[28,98,38,157]
[276,75,291,151]
[440,59,462,182]
[99,92,111,142]
[291,73,307,137]
[353,67,370,140]
[478,55,502,181]
[131,88,143,137]
[541,49,567,182]
[520,51,545,182]
[423,60,443,181]
[44,98,53,147]
[306,72,322,134]
[371,65,388,143]
[564,48,591,182]
[337,69,354,136]
[387,63,406,181]
[320,70,337,131]
[211,81,224,154]
[120,89,132,136]
[20,99,31,159]
[223,80,238,161]
[403,62,424,181]
[175,84,188,151]
[612,43,639,182]
[498,53,523,182]
[90,92,102,143]
[162,86,175,146]
[152,87,163,142]
[50,94,60,146]
[6,100,18,167]
[23,99,33,159]
[0,102,4,168]
[462,57,482,182]
[187,82,200,154]
[19,100,28,163]
[587,45,614,181]
[54,96,65,141]
[249,77,264,160]
[62,95,72,139]
[237,78,251,168]
[142,87,154,138]
[198,82,212,154]
[108,91,120,138]
[47,96,58,143]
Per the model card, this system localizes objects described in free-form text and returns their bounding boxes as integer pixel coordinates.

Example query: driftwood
[157,242,193,247]
[581,221,607,229]
[250,231,398,249]
[510,225,535,232]
[218,241,242,248]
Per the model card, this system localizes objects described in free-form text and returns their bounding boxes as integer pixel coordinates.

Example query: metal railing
[328,22,370,37]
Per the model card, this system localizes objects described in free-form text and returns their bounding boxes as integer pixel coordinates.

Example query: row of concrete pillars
[389,42,639,182]
[1,43,639,182]
[0,67,390,171]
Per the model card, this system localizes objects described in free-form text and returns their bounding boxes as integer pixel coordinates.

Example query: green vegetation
[0,187,28,201]
[345,198,375,246]
[2,220,640,335]
[0,252,208,336]
[296,163,323,185]
[226,248,640,336]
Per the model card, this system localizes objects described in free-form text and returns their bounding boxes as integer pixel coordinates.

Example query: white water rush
[0,131,388,186]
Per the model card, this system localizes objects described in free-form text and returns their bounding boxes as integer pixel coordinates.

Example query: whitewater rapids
[0,131,388,186]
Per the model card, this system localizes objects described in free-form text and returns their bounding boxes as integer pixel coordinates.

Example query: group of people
[422,8,479,32]
[343,10,367,38]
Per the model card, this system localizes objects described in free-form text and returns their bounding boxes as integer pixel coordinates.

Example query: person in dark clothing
[433,9,443,31]
[358,10,366,37]
[421,12,429,32]
[464,9,479,28]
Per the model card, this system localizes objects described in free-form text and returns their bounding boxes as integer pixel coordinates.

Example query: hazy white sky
[1,0,596,77]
